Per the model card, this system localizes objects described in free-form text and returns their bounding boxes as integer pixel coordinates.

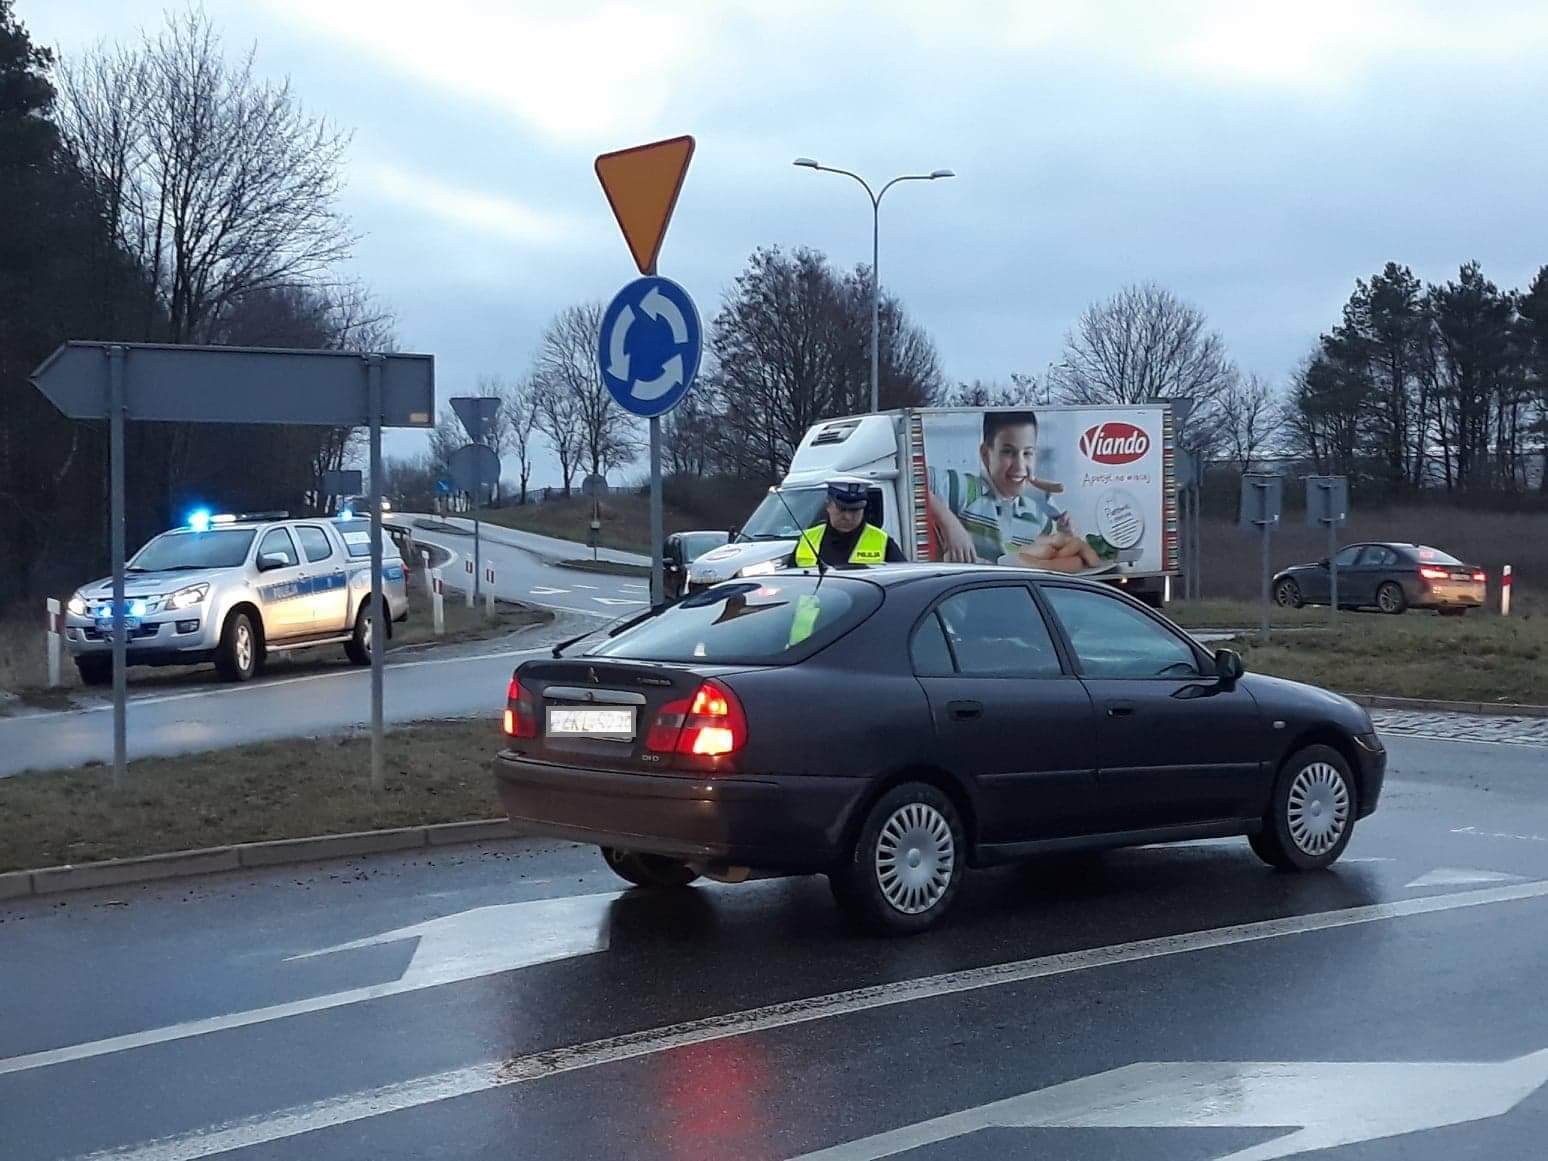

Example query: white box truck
[686,404,1180,606]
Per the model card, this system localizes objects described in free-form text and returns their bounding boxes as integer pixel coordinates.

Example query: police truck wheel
[1249,745,1356,871]
[600,847,699,888]
[345,601,375,665]
[215,612,260,682]
[75,657,112,687]
[831,782,965,935]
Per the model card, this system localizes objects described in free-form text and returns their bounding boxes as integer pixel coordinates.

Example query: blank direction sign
[31,342,435,427]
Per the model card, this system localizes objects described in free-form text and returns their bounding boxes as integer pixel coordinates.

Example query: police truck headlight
[67,595,87,616]
[738,561,778,578]
[167,583,210,610]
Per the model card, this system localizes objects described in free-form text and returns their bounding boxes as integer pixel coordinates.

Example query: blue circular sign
[597,276,702,418]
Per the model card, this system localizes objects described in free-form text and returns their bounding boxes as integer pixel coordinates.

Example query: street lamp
[794,158,955,413]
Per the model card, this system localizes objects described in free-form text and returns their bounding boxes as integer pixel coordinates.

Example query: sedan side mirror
[1214,647,1245,686]
[257,553,290,572]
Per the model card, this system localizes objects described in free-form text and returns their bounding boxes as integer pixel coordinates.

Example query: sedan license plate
[546,707,635,740]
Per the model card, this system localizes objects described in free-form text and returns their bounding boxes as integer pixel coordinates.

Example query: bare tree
[1052,282,1238,448]
[502,377,541,504]
[58,7,354,344]
[1219,373,1282,472]
[532,381,583,497]
[531,303,640,486]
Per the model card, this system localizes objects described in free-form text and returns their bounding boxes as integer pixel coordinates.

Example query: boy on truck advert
[919,407,1164,577]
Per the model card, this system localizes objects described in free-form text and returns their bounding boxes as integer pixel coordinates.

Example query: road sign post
[29,341,433,789]
[1305,476,1349,626]
[595,137,698,607]
[1240,473,1283,642]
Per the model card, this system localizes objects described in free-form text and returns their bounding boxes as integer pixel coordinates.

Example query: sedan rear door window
[1041,587,1201,679]
[934,586,1062,677]
[910,612,956,676]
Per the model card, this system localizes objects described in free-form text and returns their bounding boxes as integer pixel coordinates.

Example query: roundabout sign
[597,275,701,418]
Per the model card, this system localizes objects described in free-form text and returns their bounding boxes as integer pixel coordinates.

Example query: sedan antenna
[772,488,827,580]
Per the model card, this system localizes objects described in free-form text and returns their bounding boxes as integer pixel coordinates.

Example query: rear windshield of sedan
[1412,545,1462,565]
[130,529,255,571]
[590,576,880,664]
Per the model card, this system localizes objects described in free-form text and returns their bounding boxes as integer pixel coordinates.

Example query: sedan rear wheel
[1250,744,1356,871]
[832,783,964,934]
[1376,582,1407,615]
[1273,578,1303,608]
[600,847,699,888]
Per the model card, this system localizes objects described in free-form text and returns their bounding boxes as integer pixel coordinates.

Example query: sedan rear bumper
[493,751,865,871]
[1414,581,1485,609]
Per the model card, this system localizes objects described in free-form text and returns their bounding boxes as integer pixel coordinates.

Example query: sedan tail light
[503,675,537,738]
[646,680,747,758]
[1418,566,1450,581]
[1472,570,1487,583]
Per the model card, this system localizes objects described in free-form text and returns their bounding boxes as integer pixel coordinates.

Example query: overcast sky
[25,1,1548,484]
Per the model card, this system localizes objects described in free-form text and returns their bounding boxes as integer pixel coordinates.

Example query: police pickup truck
[64,511,409,685]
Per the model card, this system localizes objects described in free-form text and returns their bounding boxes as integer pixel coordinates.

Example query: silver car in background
[64,513,409,684]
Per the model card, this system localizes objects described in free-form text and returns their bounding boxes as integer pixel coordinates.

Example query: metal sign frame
[1305,476,1350,624]
[1240,473,1283,642]
[30,341,434,790]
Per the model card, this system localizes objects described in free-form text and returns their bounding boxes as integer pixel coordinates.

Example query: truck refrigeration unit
[687,404,1180,606]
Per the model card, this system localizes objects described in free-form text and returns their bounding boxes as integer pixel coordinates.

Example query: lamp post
[793,158,954,413]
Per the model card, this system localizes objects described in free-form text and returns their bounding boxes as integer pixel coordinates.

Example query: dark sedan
[1274,542,1486,615]
[662,529,731,601]
[494,566,1385,933]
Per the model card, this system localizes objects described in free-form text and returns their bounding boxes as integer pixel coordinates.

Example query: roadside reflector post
[1502,564,1513,617]
[464,558,474,608]
[484,565,496,616]
[419,549,431,589]
[46,598,63,688]
[431,569,445,635]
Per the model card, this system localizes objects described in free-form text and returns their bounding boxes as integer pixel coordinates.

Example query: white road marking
[528,586,569,596]
[1452,825,1548,844]
[0,894,618,1078]
[572,583,598,590]
[791,1050,1548,1161]
[61,878,1548,1161]
[1406,867,1527,889]
[592,596,645,606]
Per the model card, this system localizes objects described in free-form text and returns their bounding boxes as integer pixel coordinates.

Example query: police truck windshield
[736,487,828,541]
[129,529,256,572]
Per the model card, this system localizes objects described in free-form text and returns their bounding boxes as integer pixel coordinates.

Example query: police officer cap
[827,479,869,509]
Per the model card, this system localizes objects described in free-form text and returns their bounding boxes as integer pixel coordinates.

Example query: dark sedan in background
[493,566,1385,934]
[1274,541,1486,615]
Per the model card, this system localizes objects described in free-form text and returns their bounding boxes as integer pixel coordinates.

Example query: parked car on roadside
[662,530,732,601]
[1273,542,1486,615]
[64,511,409,685]
[493,565,1385,934]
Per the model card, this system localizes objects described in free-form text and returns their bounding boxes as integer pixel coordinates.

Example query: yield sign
[594,135,694,275]
[793,1051,1548,1161]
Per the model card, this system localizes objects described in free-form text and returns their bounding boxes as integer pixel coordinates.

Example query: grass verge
[1225,611,1546,705]
[1167,599,1325,629]
[478,496,700,554]
[0,719,504,872]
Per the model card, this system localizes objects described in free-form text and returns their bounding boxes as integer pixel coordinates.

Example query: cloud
[353,159,583,245]
[257,0,713,141]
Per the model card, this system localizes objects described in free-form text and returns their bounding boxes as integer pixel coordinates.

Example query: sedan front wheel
[1250,745,1356,871]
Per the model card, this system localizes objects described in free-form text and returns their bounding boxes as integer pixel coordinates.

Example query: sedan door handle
[947,700,984,721]
[1106,701,1136,717]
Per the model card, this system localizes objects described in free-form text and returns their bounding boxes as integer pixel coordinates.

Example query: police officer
[793,479,906,568]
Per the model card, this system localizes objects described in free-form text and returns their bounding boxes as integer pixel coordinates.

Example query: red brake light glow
[646,680,746,759]
[1472,571,1487,583]
[1418,566,1449,581]
[504,675,537,738]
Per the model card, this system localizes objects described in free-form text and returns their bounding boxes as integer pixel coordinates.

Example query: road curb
[1349,693,1548,719]
[0,818,524,901]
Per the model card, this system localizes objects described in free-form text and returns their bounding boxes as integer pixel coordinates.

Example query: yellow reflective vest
[793,523,890,568]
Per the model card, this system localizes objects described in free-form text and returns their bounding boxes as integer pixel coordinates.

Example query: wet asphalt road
[3,733,1546,1161]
